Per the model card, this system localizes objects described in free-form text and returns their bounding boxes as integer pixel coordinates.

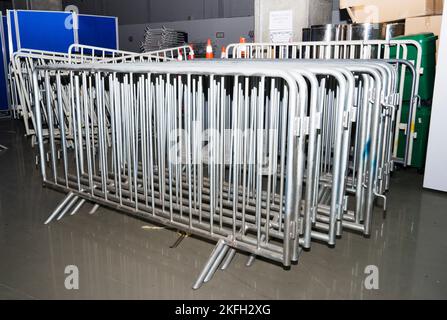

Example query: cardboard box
[405,15,443,59]
[340,0,444,23]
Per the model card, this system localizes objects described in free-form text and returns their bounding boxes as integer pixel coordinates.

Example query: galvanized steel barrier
[31,59,399,288]
[226,40,422,167]
[67,44,191,63]
[9,45,177,142]
[98,44,194,63]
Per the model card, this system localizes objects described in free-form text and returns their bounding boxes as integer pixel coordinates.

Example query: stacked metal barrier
[10,48,96,139]
[31,58,400,288]
[101,44,194,63]
[10,46,131,139]
[226,40,422,167]
[9,44,190,143]
[140,26,188,52]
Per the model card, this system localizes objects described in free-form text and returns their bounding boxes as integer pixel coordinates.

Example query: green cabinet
[396,103,432,170]
[391,33,438,101]
[391,33,437,170]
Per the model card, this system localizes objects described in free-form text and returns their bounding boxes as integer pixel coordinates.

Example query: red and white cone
[188,44,195,60]
[177,48,184,61]
[205,39,214,59]
[239,37,247,58]
[221,46,227,59]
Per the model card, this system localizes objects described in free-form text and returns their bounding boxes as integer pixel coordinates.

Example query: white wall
[11,0,63,10]
[254,0,332,42]
[119,16,254,52]
[62,0,254,24]
[0,1,12,12]
[423,5,447,192]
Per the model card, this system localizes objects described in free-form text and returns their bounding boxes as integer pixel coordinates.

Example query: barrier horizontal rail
[100,44,194,63]
[68,44,137,63]
[67,44,177,63]
[31,59,397,288]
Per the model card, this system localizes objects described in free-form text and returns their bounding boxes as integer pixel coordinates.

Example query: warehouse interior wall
[10,0,63,10]
[0,0,12,12]
[61,0,254,24]
[119,16,254,51]
[254,0,333,42]
[332,0,349,23]
[1,0,347,25]
[59,0,255,51]
[0,1,345,52]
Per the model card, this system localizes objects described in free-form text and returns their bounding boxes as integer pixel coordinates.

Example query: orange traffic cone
[177,48,184,61]
[221,46,227,59]
[188,44,195,60]
[239,37,246,58]
[205,39,214,59]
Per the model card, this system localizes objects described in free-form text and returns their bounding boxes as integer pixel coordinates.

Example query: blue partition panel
[0,16,9,110]
[3,16,10,62]
[78,15,118,49]
[15,10,74,53]
[0,58,7,110]
[1,10,119,111]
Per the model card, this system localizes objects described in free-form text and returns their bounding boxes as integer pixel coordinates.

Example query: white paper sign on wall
[269,10,293,43]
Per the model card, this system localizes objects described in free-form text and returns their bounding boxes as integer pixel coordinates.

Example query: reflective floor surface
[1,119,446,299]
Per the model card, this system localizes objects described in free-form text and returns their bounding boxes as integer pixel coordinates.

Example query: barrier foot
[203,244,229,283]
[89,203,100,214]
[170,232,188,248]
[192,239,227,290]
[56,195,80,221]
[246,254,256,267]
[374,192,387,212]
[69,199,86,216]
[44,192,75,224]
[220,248,236,270]
[246,234,266,267]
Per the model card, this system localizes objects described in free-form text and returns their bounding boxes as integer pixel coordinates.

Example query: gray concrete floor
[0,119,446,299]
